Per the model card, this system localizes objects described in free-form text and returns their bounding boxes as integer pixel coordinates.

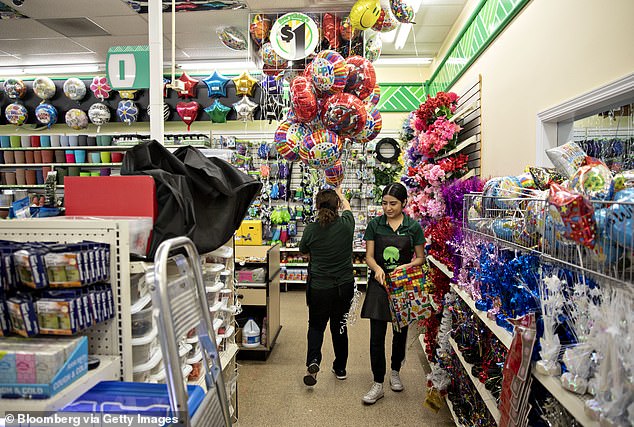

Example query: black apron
[361,231,413,321]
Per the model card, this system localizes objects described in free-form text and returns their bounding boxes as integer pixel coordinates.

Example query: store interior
[0,0,633,426]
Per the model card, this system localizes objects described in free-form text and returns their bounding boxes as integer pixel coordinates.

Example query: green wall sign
[106,45,150,90]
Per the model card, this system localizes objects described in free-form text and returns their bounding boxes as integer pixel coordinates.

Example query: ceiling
[0,0,467,71]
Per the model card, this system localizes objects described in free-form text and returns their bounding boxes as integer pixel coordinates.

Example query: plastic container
[129,273,147,306]
[131,305,153,338]
[131,325,158,366]
[186,351,204,382]
[132,347,162,382]
[242,319,261,348]
[149,362,192,385]
[149,342,192,377]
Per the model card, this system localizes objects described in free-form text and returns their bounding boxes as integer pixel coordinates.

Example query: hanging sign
[106,45,150,90]
[270,12,319,61]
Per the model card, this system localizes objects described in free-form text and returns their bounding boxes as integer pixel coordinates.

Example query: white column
[148,0,165,143]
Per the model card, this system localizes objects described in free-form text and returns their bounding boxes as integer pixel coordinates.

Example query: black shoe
[303,362,319,386]
[332,368,347,380]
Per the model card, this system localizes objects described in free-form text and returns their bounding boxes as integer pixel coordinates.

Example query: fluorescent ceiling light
[0,68,26,77]
[374,57,433,65]
[177,60,258,72]
[393,0,424,50]
[22,64,102,75]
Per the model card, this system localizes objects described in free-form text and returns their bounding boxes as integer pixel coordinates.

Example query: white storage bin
[129,273,147,307]
[131,325,158,366]
[131,305,153,338]
[132,347,162,383]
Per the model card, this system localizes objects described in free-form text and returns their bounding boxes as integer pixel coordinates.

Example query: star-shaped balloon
[233,96,258,122]
[260,75,282,96]
[204,99,232,123]
[202,71,231,98]
[177,72,199,99]
[232,71,258,97]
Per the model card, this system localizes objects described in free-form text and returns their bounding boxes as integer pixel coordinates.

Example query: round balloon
[274,121,300,162]
[349,0,381,31]
[324,159,344,185]
[290,76,318,123]
[321,92,368,137]
[372,6,398,32]
[65,108,88,130]
[260,42,287,68]
[390,0,415,23]
[88,103,111,127]
[249,14,271,47]
[90,76,112,101]
[35,103,58,128]
[5,103,28,126]
[147,103,171,121]
[63,78,87,101]
[340,16,359,41]
[311,50,348,95]
[32,76,56,101]
[117,100,138,125]
[323,13,341,49]
[364,32,382,62]
[216,26,248,51]
[300,129,343,169]
[356,105,382,143]
[345,55,376,100]
[3,78,27,99]
[365,83,381,106]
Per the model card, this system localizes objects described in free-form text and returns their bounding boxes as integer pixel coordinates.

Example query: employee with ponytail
[299,186,354,386]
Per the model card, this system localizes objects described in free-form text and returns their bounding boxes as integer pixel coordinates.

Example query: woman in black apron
[360,183,425,404]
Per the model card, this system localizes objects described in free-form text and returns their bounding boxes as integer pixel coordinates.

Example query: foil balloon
[177,72,199,99]
[5,102,28,126]
[548,183,596,249]
[274,121,300,162]
[249,14,271,47]
[365,83,381,106]
[260,75,282,96]
[116,100,139,125]
[390,0,415,23]
[260,42,287,68]
[88,103,111,128]
[3,78,27,99]
[176,101,199,130]
[569,157,614,200]
[90,76,111,101]
[364,32,382,62]
[324,159,344,186]
[63,77,87,101]
[32,76,56,101]
[345,55,376,100]
[340,16,359,41]
[356,105,382,143]
[300,129,343,169]
[290,76,317,123]
[233,71,258,97]
[233,96,258,122]
[372,5,399,32]
[65,108,89,130]
[217,26,248,51]
[146,103,171,122]
[310,50,348,95]
[35,103,58,128]
[321,92,367,137]
[606,189,634,248]
[349,0,381,31]
[202,71,230,97]
[118,90,137,100]
[204,99,231,123]
[323,13,342,49]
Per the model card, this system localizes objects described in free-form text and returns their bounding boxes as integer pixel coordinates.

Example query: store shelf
[451,283,513,349]
[1,163,122,168]
[280,247,299,252]
[220,343,239,372]
[130,260,153,274]
[0,185,64,189]
[236,282,267,288]
[0,146,128,151]
[219,325,235,339]
[354,279,367,285]
[0,355,120,413]
[352,264,367,268]
[206,283,225,293]
[445,396,466,427]
[449,337,501,424]
[209,301,224,312]
[237,344,269,352]
[280,279,306,284]
[280,262,308,267]
[419,334,431,366]
[429,296,439,312]
[427,255,454,278]
[532,371,599,427]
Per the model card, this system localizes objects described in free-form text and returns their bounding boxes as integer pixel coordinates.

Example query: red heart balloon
[176,101,199,131]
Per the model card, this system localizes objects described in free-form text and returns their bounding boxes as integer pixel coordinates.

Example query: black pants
[306,282,354,371]
[370,319,408,383]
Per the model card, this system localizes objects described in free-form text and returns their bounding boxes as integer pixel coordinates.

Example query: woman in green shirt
[361,182,425,404]
[299,186,354,386]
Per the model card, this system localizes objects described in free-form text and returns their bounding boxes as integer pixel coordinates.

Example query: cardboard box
[235,220,262,246]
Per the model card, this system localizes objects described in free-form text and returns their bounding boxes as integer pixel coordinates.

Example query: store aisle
[236,290,455,427]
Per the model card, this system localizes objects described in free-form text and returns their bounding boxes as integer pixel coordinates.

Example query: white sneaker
[390,370,404,392]
[362,382,384,404]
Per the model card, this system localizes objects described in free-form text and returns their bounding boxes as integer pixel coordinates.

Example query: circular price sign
[270,12,319,61]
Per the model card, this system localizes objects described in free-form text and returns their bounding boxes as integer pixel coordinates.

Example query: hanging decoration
[90,76,112,101]
[216,26,248,51]
[88,103,111,130]
[65,108,89,130]
[32,76,56,101]
[232,96,258,122]
[176,101,199,130]
[202,71,231,97]
[35,103,58,129]
[232,71,258,97]
[3,78,27,99]
[63,77,87,101]
[349,0,381,31]
[389,0,416,24]
[204,99,231,123]
[116,100,139,125]
[5,102,28,126]
[176,73,199,99]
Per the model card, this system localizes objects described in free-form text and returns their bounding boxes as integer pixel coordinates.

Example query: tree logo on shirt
[383,246,400,265]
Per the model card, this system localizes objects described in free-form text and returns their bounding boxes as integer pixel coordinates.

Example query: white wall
[442,0,634,177]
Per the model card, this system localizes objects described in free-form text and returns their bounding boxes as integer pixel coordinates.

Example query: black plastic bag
[121,140,262,258]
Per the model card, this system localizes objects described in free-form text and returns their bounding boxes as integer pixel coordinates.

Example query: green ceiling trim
[425,0,530,96]
[377,83,426,112]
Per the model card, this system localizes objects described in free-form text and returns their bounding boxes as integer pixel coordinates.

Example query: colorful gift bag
[387,265,433,331]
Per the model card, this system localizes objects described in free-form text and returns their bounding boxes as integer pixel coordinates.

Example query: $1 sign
[271,13,319,61]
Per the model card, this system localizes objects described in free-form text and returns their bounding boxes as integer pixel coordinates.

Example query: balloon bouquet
[274,50,382,186]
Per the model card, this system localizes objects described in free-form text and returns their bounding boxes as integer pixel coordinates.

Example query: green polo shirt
[364,214,425,246]
[299,210,355,289]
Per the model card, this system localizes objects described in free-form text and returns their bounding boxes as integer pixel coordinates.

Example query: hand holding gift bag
[387,265,433,331]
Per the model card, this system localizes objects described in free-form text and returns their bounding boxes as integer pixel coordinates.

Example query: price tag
[270,12,319,61]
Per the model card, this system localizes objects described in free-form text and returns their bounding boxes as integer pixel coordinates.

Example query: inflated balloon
[260,42,287,68]
[323,13,342,49]
[32,76,56,101]
[260,75,282,96]
[217,26,248,51]
[548,183,596,249]
[88,103,111,128]
[90,76,111,101]
[311,50,348,95]
[63,78,87,101]
[345,55,376,100]
[249,14,271,47]
[321,92,367,137]
[274,121,300,162]
[390,0,415,23]
[232,71,258,97]
[364,32,382,62]
[116,100,139,125]
[613,170,634,193]
[232,96,258,122]
[300,129,343,169]
[65,108,89,130]
[290,76,318,123]
[176,101,199,130]
[3,78,27,99]
[494,176,523,209]
[202,71,230,97]
[356,105,382,143]
[35,103,58,128]
[569,157,613,200]
[146,103,171,121]
[372,6,398,32]
[324,159,345,185]
[5,102,28,126]
[177,72,199,99]
[349,0,381,31]
[606,189,634,248]
[365,83,381,106]
[204,99,231,123]
[118,90,137,100]
[340,16,359,41]
[287,122,313,150]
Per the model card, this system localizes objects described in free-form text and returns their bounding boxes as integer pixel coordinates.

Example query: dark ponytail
[315,189,339,226]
